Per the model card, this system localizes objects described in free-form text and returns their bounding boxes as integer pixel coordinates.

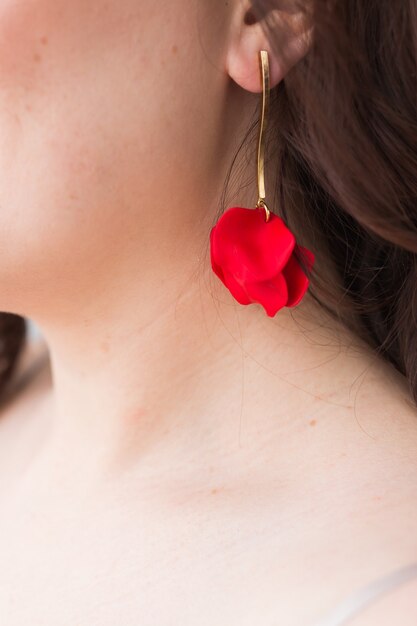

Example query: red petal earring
[210,50,315,317]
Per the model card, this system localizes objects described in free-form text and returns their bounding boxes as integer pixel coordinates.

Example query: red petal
[281,245,315,307]
[297,245,315,273]
[210,228,226,282]
[210,207,296,282]
[245,273,288,317]
[221,272,252,305]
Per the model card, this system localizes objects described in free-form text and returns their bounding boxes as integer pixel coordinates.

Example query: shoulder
[347,576,417,625]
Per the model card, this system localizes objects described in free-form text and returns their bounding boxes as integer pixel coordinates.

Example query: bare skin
[0,0,415,624]
[0,290,416,626]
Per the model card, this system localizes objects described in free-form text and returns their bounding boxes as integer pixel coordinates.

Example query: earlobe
[225,3,312,93]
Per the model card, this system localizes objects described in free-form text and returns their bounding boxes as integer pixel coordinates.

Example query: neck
[28,219,387,482]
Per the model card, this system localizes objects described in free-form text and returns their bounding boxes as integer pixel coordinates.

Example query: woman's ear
[225,1,312,93]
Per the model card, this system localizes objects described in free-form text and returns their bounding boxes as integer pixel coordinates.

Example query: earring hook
[256,49,271,222]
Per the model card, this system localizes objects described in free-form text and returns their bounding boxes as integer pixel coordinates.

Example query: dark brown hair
[1,1,417,407]
[243,0,417,405]
[0,313,27,402]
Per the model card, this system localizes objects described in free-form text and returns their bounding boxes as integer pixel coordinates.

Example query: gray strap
[312,562,417,626]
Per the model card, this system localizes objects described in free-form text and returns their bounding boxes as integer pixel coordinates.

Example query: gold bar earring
[209,49,315,317]
[256,49,271,222]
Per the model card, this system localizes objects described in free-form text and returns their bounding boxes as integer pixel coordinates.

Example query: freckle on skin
[100,340,110,353]
[40,36,48,45]
[309,419,317,427]
[33,53,41,63]
[171,44,178,54]
[211,488,218,494]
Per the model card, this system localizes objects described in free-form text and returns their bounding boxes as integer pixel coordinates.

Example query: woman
[0,0,416,624]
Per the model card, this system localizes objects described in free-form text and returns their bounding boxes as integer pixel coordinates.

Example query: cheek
[0,1,61,91]
[0,2,135,310]
[0,0,224,313]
